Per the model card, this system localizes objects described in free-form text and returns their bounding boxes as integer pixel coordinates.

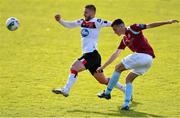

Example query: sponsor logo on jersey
[81,29,89,37]
[97,19,102,23]
[128,34,131,38]
[123,36,134,47]
[81,21,96,28]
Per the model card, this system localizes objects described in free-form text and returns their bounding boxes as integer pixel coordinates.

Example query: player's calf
[93,72,125,93]
[52,60,86,97]
[93,72,109,85]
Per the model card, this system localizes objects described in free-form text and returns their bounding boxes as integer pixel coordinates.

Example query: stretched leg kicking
[52,60,86,97]
[93,69,125,93]
[97,63,126,99]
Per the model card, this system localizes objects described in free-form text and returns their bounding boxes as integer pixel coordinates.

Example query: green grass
[0,0,180,117]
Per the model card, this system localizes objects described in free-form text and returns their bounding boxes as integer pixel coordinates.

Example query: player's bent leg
[52,60,86,97]
[71,60,86,72]
[121,72,138,110]
[98,63,127,99]
[104,62,127,94]
[125,72,138,84]
[93,72,125,93]
[93,72,109,85]
[64,60,86,91]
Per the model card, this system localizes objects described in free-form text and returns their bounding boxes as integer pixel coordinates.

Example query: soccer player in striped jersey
[52,5,125,97]
[97,19,179,110]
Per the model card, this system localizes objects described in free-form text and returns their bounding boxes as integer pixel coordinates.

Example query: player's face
[84,8,95,20]
[112,25,124,36]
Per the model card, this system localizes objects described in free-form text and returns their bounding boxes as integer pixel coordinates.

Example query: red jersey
[118,24,155,58]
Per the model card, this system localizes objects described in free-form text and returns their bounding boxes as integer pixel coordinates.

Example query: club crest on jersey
[81,29,89,37]
[128,34,131,38]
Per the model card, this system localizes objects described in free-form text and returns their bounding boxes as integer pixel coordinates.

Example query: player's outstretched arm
[55,14,80,28]
[96,19,112,28]
[97,49,121,73]
[146,20,179,29]
[100,20,112,27]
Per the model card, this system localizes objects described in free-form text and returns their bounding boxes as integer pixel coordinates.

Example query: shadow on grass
[67,101,163,117]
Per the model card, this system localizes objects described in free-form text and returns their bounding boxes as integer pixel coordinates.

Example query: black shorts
[78,50,102,75]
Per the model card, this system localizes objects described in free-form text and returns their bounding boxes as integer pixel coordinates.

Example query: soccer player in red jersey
[97,19,179,110]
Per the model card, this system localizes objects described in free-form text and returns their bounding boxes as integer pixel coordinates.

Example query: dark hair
[85,4,96,12]
[111,19,124,27]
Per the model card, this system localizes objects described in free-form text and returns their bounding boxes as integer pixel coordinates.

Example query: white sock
[115,82,125,93]
[63,73,77,93]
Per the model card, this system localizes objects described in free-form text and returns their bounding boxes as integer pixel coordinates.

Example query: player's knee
[115,65,122,72]
[69,68,78,77]
[71,62,82,71]
[115,63,126,72]
[70,64,79,73]
[70,66,77,72]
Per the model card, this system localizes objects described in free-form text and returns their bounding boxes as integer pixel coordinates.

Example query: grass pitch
[0,0,180,117]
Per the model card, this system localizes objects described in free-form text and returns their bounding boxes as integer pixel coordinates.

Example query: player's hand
[168,20,179,24]
[55,14,61,22]
[96,67,103,73]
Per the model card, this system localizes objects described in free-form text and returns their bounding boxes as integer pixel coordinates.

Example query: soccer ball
[6,17,19,31]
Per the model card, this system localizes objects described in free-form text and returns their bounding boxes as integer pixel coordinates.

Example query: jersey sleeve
[130,24,147,32]
[59,19,83,28]
[118,36,127,49]
[95,18,112,28]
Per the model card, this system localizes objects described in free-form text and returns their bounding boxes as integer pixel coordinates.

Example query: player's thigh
[121,54,138,69]
[93,72,109,85]
[132,64,152,75]
[122,53,152,69]
[71,60,86,72]
[125,72,139,84]
[77,51,98,72]
[125,53,153,75]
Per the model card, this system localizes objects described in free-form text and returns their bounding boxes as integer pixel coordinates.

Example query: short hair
[111,19,125,27]
[85,4,96,12]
